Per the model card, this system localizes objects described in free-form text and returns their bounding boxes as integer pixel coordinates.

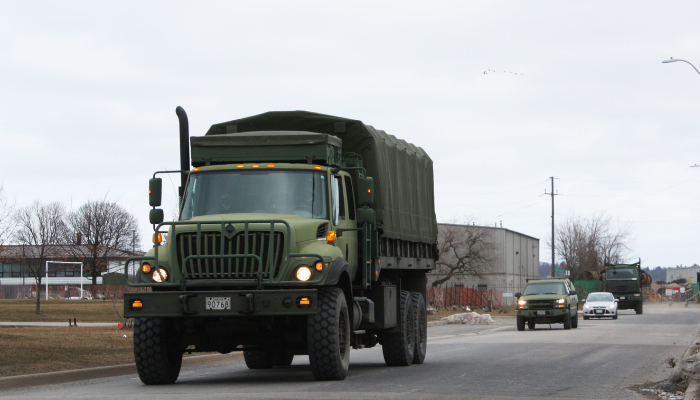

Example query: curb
[0,352,243,391]
[685,380,700,400]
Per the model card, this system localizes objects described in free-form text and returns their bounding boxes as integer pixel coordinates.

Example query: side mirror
[515,292,521,298]
[149,209,164,225]
[357,176,374,207]
[357,207,374,225]
[569,290,577,295]
[582,299,586,303]
[149,178,162,207]
[614,299,619,302]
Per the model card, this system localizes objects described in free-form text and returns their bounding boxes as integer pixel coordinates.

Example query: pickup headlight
[556,298,566,304]
[517,299,527,309]
[556,298,566,308]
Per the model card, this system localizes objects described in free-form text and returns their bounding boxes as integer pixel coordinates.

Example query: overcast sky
[2,1,699,268]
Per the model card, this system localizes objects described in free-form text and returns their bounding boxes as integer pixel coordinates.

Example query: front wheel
[563,312,572,330]
[134,317,183,385]
[571,310,579,329]
[635,302,643,315]
[381,291,415,366]
[307,288,350,380]
[527,320,535,330]
[516,315,525,331]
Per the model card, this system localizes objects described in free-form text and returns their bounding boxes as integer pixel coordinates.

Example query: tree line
[0,186,138,314]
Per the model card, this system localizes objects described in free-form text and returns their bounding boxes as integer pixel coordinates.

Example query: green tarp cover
[205,111,437,244]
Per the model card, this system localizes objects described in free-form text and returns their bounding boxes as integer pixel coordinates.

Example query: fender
[325,257,349,286]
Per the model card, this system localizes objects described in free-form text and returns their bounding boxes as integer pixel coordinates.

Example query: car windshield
[180,170,328,220]
[606,268,638,281]
[523,283,567,295]
[587,293,614,302]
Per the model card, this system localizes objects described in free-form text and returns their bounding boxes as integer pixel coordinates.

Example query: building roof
[0,245,137,262]
[437,223,539,241]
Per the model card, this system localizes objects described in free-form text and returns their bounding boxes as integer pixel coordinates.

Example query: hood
[177,213,327,242]
[522,294,567,301]
[585,301,615,307]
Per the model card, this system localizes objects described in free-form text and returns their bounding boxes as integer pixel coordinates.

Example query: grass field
[0,299,123,323]
[0,327,134,377]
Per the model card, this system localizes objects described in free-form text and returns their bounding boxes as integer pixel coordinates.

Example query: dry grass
[0,299,123,323]
[0,327,134,377]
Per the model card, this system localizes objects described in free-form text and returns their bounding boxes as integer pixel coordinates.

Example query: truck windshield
[606,269,638,281]
[180,170,328,220]
[523,283,567,295]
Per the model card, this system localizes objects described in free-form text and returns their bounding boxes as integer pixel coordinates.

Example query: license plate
[537,311,546,315]
[620,297,626,300]
[596,309,603,314]
[206,297,231,310]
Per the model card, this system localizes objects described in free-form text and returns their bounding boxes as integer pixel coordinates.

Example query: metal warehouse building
[427,223,540,305]
[666,266,700,284]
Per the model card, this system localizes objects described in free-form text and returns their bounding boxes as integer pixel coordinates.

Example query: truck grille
[528,300,554,310]
[176,231,284,280]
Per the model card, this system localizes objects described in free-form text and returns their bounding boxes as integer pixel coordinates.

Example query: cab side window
[344,176,355,221]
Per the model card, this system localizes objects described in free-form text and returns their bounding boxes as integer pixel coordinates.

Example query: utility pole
[545,177,559,277]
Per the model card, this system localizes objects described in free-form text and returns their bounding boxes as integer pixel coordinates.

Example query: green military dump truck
[124,108,438,384]
[600,260,649,314]
[515,278,579,330]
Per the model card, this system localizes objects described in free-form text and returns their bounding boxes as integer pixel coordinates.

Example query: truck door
[331,174,358,273]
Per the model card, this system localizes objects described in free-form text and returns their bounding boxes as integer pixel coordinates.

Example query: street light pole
[662,58,700,76]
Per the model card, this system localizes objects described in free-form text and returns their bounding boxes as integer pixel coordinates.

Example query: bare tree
[431,223,499,287]
[552,213,630,280]
[0,186,14,245]
[64,199,139,294]
[13,201,66,314]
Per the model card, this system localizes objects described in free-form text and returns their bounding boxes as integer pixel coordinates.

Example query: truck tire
[134,317,183,385]
[243,347,274,369]
[411,292,427,365]
[517,315,525,331]
[382,290,415,366]
[527,320,535,330]
[563,312,572,330]
[635,301,643,315]
[571,310,579,329]
[307,287,350,380]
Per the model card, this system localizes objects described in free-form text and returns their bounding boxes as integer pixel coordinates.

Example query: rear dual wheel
[382,291,416,366]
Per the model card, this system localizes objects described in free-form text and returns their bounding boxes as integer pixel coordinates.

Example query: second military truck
[600,260,650,314]
[124,109,438,383]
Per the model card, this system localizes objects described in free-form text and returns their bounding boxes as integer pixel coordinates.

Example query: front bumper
[124,289,318,318]
[517,308,569,319]
[583,308,616,318]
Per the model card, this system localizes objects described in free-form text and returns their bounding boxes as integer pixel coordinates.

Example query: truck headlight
[556,298,566,304]
[517,299,527,309]
[152,268,168,283]
[296,266,312,281]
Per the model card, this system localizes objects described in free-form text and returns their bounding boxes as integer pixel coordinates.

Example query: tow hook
[239,293,255,314]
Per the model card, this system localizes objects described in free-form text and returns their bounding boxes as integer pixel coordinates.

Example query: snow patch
[441,312,494,325]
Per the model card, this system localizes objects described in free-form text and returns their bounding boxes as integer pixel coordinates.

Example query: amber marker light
[131,300,143,309]
[299,297,311,305]
[236,164,245,168]
[314,166,323,170]
[251,164,260,168]
[326,230,337,243]
[266,164,276,168]
[193,167,201,172]
[367,189,372,194]
[152,233,162,244]
[315,262,323,272]
[141,263,152,274]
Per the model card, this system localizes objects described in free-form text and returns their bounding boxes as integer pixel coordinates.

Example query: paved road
[2,302,698,399]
